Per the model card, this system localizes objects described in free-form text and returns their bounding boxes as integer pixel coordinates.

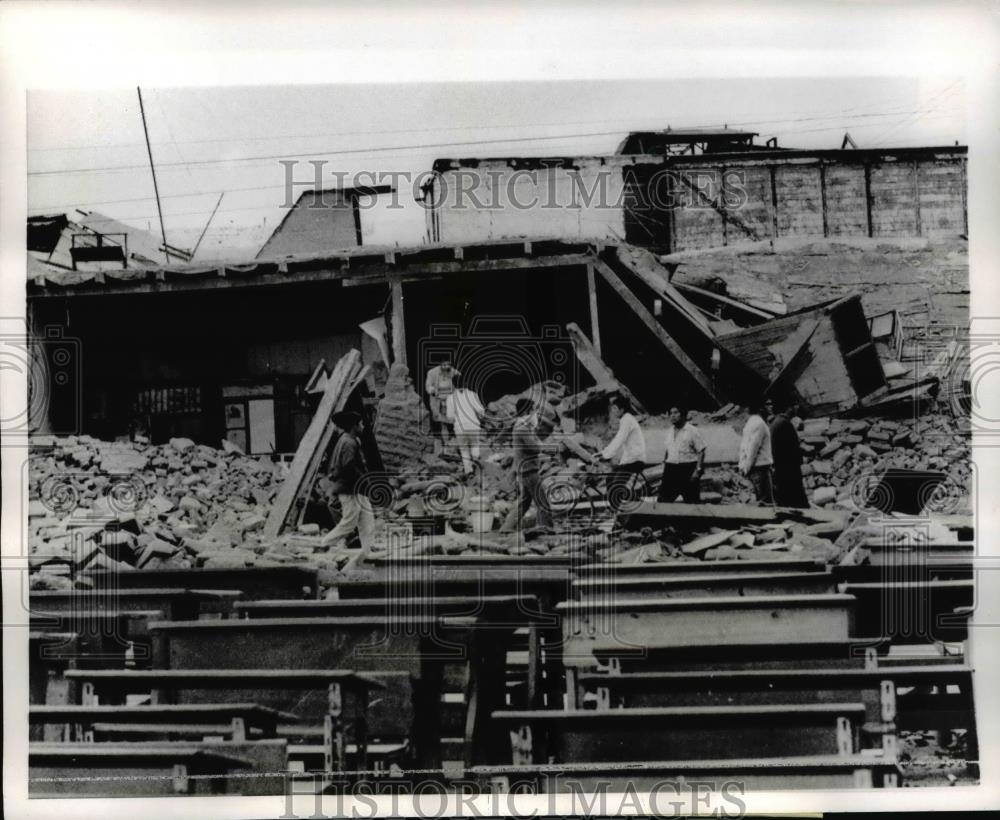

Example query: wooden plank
[864,163,874,237]
[263,349,362,539]
[612,245,715,337]
[564,322,645,413]
[585,262,601,356]
[764,318,822,397]
[30,704,296,728]
[625,499,848,528]
[558,594,856,663]
[470,755,901,791]
[390,279,406,366]
[492,703,865,763]
[592,260,723,405]
[820,162,829,237]
[84,566,321,600]
[578,558,824,576]
[673,282,776,320]
[572,571,837,601]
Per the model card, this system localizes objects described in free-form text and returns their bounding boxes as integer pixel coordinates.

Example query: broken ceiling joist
[565,322,646,414]
[592,259,724,406]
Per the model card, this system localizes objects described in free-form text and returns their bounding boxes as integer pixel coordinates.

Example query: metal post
[137,87,168,256]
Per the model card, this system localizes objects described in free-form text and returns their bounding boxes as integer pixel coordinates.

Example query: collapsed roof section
[26,233,903,417]
[715,295,889,416]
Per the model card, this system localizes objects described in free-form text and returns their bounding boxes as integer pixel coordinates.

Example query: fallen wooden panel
[264,349,363,538]
[717,294,888,415]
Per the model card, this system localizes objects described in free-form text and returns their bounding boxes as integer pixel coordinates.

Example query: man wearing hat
[500,398,556,533]
[320,410,374,555]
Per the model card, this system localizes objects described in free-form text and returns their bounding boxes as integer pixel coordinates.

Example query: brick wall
[429,149,966,253]
[671,151,966,250]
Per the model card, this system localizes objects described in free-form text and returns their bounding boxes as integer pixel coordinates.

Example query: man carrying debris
[500,398,556,533]
[319,411,374,559]
[598,396,647,508]
[446,373,485,477]
[766,398,809,508]
[425,358,460,451]
[658,406,706,503]
[738,402,775,505]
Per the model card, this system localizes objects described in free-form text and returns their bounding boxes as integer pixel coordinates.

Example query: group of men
[735,398,809,507]
[598,397,808,509]
[425,359,485,477]
[318,358,810,557]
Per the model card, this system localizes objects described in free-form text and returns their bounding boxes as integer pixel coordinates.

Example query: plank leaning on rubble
[564,322,646,414]
[263,349,363,539]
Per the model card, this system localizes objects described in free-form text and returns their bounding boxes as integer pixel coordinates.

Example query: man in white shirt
[738,401,775,504]
[446,374,485,476]
[598,396,647,509]
[658,405,706,503]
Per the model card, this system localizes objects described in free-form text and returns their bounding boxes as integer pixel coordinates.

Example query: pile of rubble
[26,435,363,588]
[26,378,971,580]
[708,410,971,512]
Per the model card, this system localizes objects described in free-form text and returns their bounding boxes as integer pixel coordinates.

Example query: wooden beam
[769,166,779,239]
[565,323,645,414]
[390,280,406,367]
[613,246,715,337]
[28,253,591,299]
[763,319,822,398]
[625,500,848,529]
[262,349,363,539]
[592,260,724,406]
[585,262,602,355]
[864,164,874,238]
[819,163,829,238]
[672,282,776,321]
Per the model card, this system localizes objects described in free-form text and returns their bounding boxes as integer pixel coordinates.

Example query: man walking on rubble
[425,358,460,452]
[658,405,706,503]
[598,395,648,509]
[766,398,809,508]
[320,411,374,561]
[446,373,485,477]
[500,398,556,533]
[738,401,775,505]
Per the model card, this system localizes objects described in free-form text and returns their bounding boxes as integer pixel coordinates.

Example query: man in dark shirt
[320,410,375,553]
[500,399,556,532]
[766,398,809,508]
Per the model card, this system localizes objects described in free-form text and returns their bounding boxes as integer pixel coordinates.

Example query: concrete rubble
[26,435,361,589]
[25,376,971,583]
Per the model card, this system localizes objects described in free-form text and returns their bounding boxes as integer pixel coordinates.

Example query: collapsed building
[23,129,978,794]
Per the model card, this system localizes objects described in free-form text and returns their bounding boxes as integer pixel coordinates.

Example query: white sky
[27,77,966,260]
